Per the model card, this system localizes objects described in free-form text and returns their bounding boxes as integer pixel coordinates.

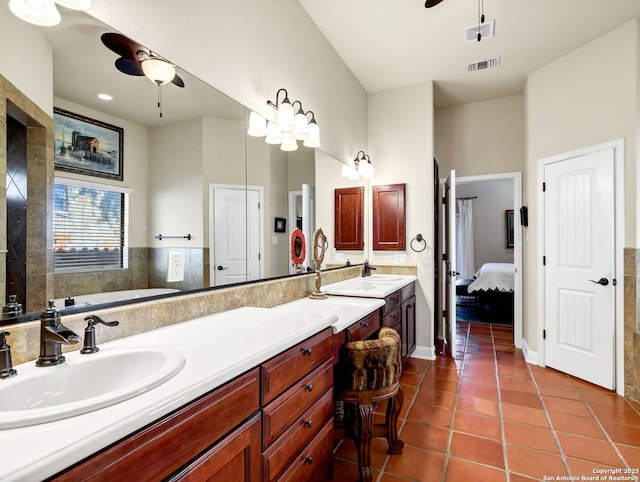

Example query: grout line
[492,323,512,482]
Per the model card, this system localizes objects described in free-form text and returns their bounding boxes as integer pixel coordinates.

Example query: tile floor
[332,321,640,481]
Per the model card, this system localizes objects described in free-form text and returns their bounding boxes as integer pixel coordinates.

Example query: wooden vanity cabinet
[381,282,416,363]
[332,310,380,363]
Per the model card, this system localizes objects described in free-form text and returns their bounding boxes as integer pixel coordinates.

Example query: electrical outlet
[335,253,345,263]
[167,252,184,282]
[395,254,407,265]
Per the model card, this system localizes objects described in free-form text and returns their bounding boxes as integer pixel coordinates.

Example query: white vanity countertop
[321,274,417,298]
[0,293,385,481]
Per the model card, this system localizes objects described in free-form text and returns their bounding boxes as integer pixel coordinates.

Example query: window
[53,178,130,271]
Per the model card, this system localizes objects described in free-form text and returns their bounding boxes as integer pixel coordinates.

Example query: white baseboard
[522,338,539,365]
[411,345,435,360]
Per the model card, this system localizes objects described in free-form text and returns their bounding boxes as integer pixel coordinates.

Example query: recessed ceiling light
[97,93,113,101]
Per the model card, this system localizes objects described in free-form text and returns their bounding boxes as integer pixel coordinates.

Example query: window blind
[54,182,125,271]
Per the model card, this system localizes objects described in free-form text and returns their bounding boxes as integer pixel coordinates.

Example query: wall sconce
[247,88,321,151]
[342,151,374,179]
[9,0,91,27]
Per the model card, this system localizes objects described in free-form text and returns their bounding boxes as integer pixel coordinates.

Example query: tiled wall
[624,248,640,401]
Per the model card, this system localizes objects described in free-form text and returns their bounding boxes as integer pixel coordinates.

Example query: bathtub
[54,288,181,310]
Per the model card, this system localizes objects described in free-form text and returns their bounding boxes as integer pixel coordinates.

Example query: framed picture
[505,209,515,248]
[54,107,124,181]
[274,217,286,233]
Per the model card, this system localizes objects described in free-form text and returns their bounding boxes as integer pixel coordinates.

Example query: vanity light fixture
[342,151,374,179]
[267,88,295,133]
[292,101,309,140]
[9,0,91,27]
[264,120,283,145]
[281,132,298,152]
[247,111,267,137]
[302,111,321,148]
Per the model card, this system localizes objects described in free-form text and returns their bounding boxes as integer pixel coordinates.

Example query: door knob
[217,265,229,271]
[588,277,609,286]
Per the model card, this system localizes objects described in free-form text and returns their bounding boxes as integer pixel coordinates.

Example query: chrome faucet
[36,300,81,367]
[362,260,377,277]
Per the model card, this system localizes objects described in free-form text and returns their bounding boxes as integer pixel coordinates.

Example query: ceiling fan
[100,33,185,88]
[424,0,445,7]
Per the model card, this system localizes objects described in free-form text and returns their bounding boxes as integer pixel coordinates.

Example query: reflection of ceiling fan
[101,33,185,88]
[424,0,445,7]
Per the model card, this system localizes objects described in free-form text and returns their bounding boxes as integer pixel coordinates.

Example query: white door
[444,170,457,356]
[210,186,261,286]
[301,184,315,272]
[543,148,615,389]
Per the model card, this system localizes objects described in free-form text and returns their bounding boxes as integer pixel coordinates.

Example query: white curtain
[456,199,475,280]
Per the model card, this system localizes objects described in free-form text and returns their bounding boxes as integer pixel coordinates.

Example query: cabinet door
[372,184,406,251]
[169,413,262,482]
[402,295,416,361]
[334,187,364,250]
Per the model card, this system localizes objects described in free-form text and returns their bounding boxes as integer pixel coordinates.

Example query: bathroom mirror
[1,6,336,324]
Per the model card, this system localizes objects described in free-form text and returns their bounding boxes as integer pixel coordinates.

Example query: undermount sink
[0,346,185,429]
[364,275,402,282]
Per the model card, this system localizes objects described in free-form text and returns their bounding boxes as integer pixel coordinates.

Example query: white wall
[525,19,638,350]
[53,97,150,248]
[456,181,514,272]
[87,0,368,165]
[435,95,525,177]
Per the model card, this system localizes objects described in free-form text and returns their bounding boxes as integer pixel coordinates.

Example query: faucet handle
[81,315,120,354]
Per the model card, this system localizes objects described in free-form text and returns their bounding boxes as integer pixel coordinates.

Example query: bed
[467,263,515,322]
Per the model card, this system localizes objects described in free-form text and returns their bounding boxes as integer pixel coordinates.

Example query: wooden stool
[334,327,404,482]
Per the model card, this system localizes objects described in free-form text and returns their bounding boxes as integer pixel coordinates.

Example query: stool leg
[386,386,405,454]
[356,403,374,482]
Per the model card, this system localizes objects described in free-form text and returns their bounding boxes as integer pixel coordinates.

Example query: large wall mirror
[1,7,351,324]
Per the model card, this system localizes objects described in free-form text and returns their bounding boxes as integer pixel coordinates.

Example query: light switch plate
[395,254,407,265]
[335,253,345,263]
[167,252,184,282]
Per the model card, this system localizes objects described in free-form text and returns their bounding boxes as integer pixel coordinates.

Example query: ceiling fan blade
[101,32,147,60]
[171,74,185,88]
[425,0,445,7]
[115,57,144,76]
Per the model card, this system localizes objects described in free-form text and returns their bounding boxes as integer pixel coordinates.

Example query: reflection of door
[301,184,315,272]
[543,147,616,389]
[210,185,261,286]
[443,170,457,356]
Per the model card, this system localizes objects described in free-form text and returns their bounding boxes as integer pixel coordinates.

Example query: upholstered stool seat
[334,327,404,482]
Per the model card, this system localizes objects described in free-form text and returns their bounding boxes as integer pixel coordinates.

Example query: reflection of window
[54,178,130,271]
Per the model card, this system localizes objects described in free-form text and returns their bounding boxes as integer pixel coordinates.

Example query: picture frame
[274,217,286,233]
[54,107,124,181]
[505,209,515,248]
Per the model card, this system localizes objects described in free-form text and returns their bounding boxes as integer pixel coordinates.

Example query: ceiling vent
[467,56,501,72]
[463,20,494,43]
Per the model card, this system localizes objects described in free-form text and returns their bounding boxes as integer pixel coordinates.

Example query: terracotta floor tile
[556,432,624,466]
[578,387,629,407]
[462,360,496,374]
[602,421,640,446]
[400,371,424,387]
[531,369,573,386]
[589,402,640,425]
[498,366,531,380]
[332,458,381,482]
[458,381,499,401]
[445,457,507,482]
[542,395,592,417]
[380,474,411,482]
[431,357,462,369]
[457,395,501,418]
[461,371,498,387]
[414,387,457,408]
[450,432,504,468]
[421,375,459,393]
[384,445,446,482]
[548,411,606,439]
[503,421,559,453]
[565,457,626,476]
[508,474,541,482]
[429,366,461,380]
[506,445,567,479]
[407,402,454,429]
[400,383,419,404]
[536,380,581,400]
[500,389,544,409]
[334,437,392,469]
[616,443,640,466]
[499,376,537,393]
[403,358,430,374]
[501,402,550,428]
[400,421,450,454]
[453,411,502,440]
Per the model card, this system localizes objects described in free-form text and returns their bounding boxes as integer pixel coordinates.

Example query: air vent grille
[464,20,494,43]
[467,56,501,72]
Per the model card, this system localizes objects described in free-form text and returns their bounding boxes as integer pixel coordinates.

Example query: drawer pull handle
[301,347,313,356]
[305,456,313,465]
[361,321,369,328]
[304,419,313,428]
[305,383,313,392]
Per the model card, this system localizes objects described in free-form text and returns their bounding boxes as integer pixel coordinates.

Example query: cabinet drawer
[383,290,402,315]
[382,304,401,328]
[277,419,334,482]
[263,359,333,448]
[345,311,379,342]
[401,282,415,300]
[262,389,333,481]
[262,328,332,404]
[52,368,260,482]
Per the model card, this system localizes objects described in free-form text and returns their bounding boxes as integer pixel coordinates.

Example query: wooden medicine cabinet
[334,187,364,250]
[372,183,406,251]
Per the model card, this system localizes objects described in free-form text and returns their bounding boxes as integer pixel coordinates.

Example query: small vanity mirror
[290,228,306,273]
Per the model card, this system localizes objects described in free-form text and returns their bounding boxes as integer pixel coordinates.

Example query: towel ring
[410,233,426,253]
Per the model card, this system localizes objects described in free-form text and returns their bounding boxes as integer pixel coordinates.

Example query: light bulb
[247,111,267,137]
[265,121,282,145]
[9,0,61,26]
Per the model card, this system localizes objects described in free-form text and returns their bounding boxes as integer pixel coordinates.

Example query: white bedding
[467,263,515,293]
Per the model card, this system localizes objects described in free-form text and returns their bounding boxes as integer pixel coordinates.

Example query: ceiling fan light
[9,0,61,26]
[292,112,309,140]
[247,111,267,137]
[280,132,298,151]
[54,0,91,10]
[141,58,176,85]
[303,121,320,148]
[276,98,295,132]
[265,121,283,145]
